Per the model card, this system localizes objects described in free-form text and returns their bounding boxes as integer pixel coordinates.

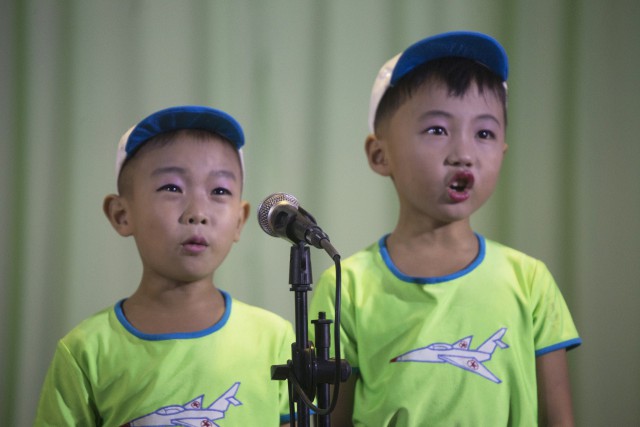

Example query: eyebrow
[475,113,502,126]
[151,166,238,181]
[419,110,501,126]
[418,110,453,121]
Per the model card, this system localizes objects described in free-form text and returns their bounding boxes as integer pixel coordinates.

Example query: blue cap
[116,105,245,177]
[392,31,508,85]
[368,31,508,132]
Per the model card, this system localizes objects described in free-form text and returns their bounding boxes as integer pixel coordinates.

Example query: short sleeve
[530,261,582,356]
[278,322,296,424]
[35,340,98,426]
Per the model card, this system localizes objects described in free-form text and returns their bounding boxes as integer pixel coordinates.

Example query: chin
[170,268,216,284]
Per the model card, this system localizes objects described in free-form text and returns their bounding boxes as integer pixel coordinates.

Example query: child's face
[119,134,249,284]
[369,80,507,226]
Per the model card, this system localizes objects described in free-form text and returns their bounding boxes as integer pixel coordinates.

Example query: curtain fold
[1,0,638,425]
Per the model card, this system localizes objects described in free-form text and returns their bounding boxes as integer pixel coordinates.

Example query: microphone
[257,193,339,259]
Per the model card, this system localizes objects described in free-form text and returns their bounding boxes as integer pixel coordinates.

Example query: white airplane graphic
[390,328,508,383]
[123,382,242,427]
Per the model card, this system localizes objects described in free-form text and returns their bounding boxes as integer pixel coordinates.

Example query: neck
[391,216,475,244]
[122,276,226,335]
[386,221,479,278]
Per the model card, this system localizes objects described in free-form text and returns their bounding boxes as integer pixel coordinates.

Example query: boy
[35,106,294,426]
[310,32,581,426]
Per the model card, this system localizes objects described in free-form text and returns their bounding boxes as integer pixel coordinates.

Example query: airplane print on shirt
[390,328,509,383]
[121,382,242,427]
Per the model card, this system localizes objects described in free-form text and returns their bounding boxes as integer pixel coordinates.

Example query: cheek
[231,211,246,241]
[479,157,505,194]
[490,151,506,176]
[133,208,179,239]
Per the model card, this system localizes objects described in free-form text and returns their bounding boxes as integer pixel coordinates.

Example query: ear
[233,200,251,242]
[103,194,133,237]
[365,134,391,177]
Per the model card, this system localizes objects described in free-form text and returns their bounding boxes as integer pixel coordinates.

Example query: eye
[157,184,182,193]
[212,187,232,196]
[425,126,447,136]
[477,130,496,140]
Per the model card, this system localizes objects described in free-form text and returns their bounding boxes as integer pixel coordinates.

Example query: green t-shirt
[36,290,294,426]
[310,234,581,427]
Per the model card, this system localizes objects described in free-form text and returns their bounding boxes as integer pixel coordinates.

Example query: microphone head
[257,193,299,236]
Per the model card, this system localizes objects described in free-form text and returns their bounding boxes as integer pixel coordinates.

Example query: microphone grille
[257,192,299,236]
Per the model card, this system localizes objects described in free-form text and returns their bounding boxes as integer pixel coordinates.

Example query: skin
[330,80,574,426]
[537,349,575,426]
[104,134,291,427]
[103,135,250,334]
[368,79,508,278]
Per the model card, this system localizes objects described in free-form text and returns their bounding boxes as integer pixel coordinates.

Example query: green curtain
[1,1,639,425]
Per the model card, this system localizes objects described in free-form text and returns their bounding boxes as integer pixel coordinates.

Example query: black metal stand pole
[312,312,331,427]
[271,241,351,426]
[289,242,314,426]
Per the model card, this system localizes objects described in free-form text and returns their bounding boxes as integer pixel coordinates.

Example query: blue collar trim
[378,233,485,284]
[115,289,232,341]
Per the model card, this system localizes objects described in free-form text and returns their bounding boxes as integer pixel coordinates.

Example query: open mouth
[449,171,474,192]
[448,171,475,201]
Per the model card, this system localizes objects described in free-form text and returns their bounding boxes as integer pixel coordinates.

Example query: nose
[447,153,473,167]
[186,214,207,225]
[446,135,474,167]
[181,195,209,225]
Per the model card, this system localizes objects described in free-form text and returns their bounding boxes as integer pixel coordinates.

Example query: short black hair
[373,57,507,133]
[117,128,240,196]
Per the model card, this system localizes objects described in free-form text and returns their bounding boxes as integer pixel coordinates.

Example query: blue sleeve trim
[535,338,582,357]
[281,409,315,423]
[280,413,291,423]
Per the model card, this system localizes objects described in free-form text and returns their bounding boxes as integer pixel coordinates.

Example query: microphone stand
[271,241,351,427]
